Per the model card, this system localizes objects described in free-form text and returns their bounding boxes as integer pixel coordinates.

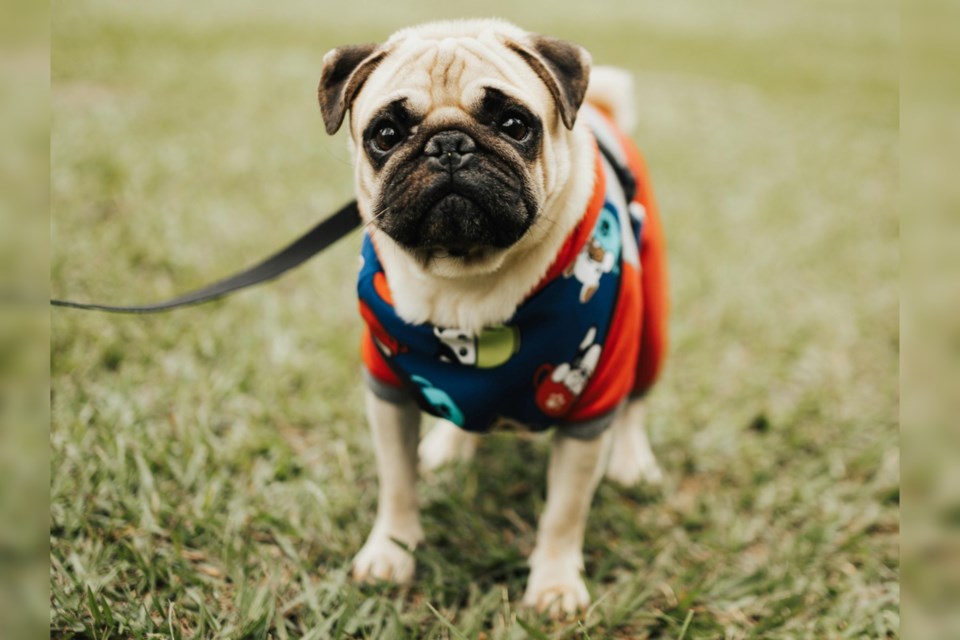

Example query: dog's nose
[423,131,476,171]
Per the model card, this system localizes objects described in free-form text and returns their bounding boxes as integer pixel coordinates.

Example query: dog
[318,19,668,617]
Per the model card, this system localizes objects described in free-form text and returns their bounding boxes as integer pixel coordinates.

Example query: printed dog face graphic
[434,325,521,368]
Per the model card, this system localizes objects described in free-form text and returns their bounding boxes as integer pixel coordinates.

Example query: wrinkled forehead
[351,35,551,131]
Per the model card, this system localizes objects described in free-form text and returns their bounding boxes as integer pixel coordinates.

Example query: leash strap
[50,200,361,314]
[51,141,635,315]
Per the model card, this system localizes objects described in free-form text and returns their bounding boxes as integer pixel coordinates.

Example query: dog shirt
[358,104,669,438]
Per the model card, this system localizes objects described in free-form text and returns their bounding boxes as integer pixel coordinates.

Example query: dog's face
[318,20,591,277]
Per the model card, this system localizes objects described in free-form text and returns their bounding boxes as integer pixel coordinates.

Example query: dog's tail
[584,66,636,133]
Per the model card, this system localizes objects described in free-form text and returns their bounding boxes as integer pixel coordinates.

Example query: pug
[317,19,669,617]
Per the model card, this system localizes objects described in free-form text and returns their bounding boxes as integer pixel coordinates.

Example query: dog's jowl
[318,19,668,617]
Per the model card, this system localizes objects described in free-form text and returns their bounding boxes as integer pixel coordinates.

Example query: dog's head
[318,20,591,277]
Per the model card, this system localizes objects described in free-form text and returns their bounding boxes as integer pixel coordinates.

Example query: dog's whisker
[363,206,391,232]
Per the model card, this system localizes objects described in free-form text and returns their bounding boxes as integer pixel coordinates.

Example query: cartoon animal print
[564,207,620,302]
[593,206,622,268]
[533,327,603,417]
[411,375,465,426]
[433,325,520,368]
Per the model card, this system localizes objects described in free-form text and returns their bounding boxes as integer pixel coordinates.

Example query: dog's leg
[418,419,480,473]
[352,390,423,583]
[523,429,611,617]
[605,399,663,486]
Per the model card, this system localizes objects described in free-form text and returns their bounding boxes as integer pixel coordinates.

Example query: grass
[50,0,899,637]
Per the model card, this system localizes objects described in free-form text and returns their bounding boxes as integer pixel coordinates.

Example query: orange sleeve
[359,296,404,389]
[361,328,403,388]
[622,142,670,396]
[590,109,670,395]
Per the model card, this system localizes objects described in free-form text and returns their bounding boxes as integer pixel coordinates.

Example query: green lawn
[50,1,899,637]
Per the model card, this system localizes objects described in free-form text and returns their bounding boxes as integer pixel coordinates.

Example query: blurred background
[1,1,49,639]
[37,0,909,637]
[901,1,960,638]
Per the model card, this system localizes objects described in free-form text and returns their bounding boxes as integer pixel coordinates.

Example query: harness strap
[596,140,637,204]
[50,200,361,314]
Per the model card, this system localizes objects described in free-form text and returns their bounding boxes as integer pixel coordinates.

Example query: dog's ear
[318,44,387,135]
[506,35,592,129]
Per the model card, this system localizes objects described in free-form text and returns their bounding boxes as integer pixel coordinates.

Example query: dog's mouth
[412,205,503,266]
[416,192,497,257]
[378,185,532,262]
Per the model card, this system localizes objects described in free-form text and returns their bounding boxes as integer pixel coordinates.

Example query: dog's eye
[373,123,404,152]
[499,114,529,141]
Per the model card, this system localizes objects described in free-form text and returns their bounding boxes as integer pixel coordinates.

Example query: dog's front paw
[522,558,591,618]
[351,534,418,584]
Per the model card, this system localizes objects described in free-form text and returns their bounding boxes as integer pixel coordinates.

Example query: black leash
[50,200,361,314]
[49,134,638,315]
